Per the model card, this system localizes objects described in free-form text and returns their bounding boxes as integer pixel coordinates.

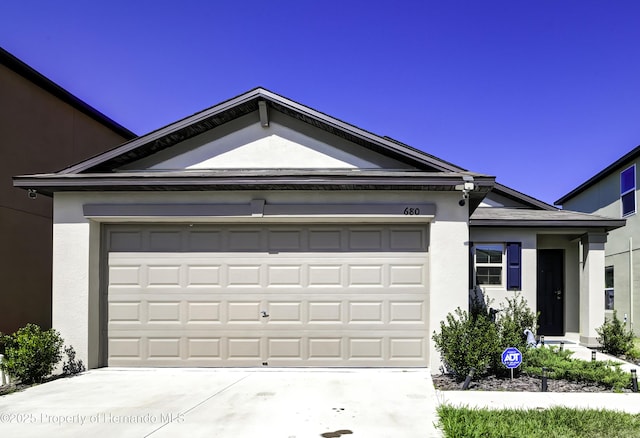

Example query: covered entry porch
[470,207,625,347]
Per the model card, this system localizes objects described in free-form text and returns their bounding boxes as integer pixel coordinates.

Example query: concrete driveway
[0,368,442,437]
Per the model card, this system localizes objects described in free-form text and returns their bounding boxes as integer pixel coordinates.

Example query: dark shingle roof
[470,207,625,230]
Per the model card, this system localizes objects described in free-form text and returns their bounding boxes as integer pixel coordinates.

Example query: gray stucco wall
[561,157,640,335]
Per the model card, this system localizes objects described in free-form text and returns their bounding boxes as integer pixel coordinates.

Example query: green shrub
[596,311,634,356]
[626,347,640,360]
[433,292,539,379]
[496,294,538,353]
[432,307,500,380]
[0,324,63,384]
[523,346,631,391]
[62,345,85,376]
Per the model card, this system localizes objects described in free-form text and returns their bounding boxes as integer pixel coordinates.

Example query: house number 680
[403,207,420,215]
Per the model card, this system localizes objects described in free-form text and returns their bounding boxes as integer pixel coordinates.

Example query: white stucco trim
[579,233,607,346]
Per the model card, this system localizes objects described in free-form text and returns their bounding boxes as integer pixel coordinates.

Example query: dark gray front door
[537,249,564,335]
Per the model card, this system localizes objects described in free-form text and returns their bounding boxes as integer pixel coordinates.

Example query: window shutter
[506,242,521,290]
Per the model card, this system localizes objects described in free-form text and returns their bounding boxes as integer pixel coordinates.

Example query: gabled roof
[555,145,640,205]
[492,183,556,211]
[13,86,558,213]
[56,87,464,175]
[0,47,136,140]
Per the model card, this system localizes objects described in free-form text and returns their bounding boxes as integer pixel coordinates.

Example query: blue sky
[2,1,640,205]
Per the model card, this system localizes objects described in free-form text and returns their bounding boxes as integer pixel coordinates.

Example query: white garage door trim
[104,224,429,367]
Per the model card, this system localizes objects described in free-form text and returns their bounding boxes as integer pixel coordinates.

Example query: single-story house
[556,145,640,335]
[0,47,135,335]
[13,88,625,371]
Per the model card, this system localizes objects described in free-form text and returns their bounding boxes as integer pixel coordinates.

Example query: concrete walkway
[0,368,443,438]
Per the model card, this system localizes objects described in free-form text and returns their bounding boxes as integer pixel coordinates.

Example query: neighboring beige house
[14,88,623,371]
[0,47,135,335]
[556,146,640,335]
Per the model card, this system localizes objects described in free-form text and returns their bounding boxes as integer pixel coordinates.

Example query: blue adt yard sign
[501,347,522,369]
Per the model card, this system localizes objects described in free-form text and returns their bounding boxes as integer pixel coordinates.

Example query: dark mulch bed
[0,374,68,396]
[433,373,634,393]
[0,382,31,396]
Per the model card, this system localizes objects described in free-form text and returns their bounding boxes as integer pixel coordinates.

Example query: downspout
[630,237,634,332]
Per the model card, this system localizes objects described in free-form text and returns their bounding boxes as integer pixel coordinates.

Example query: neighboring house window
[620,165,636,217]
[473,243,522,290]
[605,266,614,310]
[475,244,504,286]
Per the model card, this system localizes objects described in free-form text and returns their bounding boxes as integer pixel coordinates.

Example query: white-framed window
[605,265,614,310]
[620,165,636,217]
[474,244,504,286]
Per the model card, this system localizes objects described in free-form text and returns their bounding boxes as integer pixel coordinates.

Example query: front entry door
[537,249,564,335]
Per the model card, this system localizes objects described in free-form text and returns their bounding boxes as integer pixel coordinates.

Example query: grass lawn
[437,405,640,438]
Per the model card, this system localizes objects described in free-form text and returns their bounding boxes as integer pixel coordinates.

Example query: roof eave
[13,173,496,198]
[469,218,625,232]
[555,145,640,205]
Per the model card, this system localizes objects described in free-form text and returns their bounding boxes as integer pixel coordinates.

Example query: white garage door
[106,224,429,367]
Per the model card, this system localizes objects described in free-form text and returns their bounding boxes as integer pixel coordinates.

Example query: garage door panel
[187,302,221,322]
[227,338,261,358]
[390,229,426,250]
[109,231,143,251]
[390,338,425,359]
[228,230,262,250]
[267,265,302,286]
[187,338,221,358]
[390,302,425,322]
[227,265,262,286]
[267,302,301,322]
[149,231,182,251]
[268,230,303,250]
[147,302,182,322]
[187,231,222,251]
[109,302,141,322]
[268,338,301,358]
[308,265,342,286]
[389,265,424,286]
[348,265,383,286]
[147,266,181,286]
[308,302,342,322]
[109,265,142,286]
[106,224,429,367]
[349,338,383,358]
[227,302,262,322]
[186,266,222,286]
[147,338,181,358]
[109,338,142,359]
[349,230,383,250]
[309,230,341,250]
[349,302,383,323]
[308,338,342,359]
